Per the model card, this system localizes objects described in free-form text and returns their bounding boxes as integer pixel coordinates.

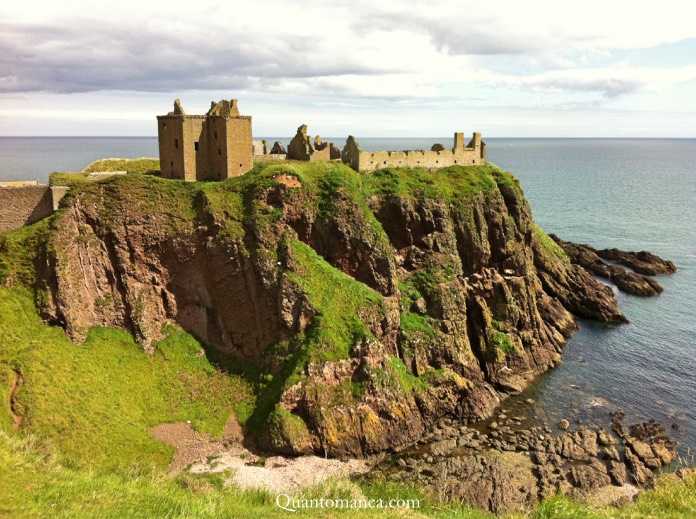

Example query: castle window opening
[174,138,178,149]
[194,142,199,152]
[218,148,221,156]
[214,130,218,140]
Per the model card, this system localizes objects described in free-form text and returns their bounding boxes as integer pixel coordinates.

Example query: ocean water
[1,137,695,451]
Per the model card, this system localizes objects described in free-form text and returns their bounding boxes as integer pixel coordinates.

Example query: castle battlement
[157,98,253,181]
[341,132,486,172]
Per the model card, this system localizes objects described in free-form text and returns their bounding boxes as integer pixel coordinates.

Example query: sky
[1,0,696,137]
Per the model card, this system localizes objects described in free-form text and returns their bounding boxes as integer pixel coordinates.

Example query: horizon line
[0,135,695,140]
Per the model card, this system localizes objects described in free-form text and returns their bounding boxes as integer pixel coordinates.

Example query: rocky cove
[1,160,682,513]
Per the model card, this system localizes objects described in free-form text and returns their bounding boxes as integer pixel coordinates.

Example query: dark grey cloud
[0,21,394,93]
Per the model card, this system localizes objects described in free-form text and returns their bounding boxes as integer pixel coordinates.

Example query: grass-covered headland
[1,159,694,518]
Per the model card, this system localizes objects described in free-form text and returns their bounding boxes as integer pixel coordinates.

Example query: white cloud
[0,0,695,135]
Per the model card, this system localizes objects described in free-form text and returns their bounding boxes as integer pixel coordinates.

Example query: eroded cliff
[27,162,627,457]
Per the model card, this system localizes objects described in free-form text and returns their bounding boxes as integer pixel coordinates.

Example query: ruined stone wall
[0,186,52,233]
[309,146,331,162]
[356,147,484,172]
[255,153,287,161]
[158,116,181,179]
[342,132,485,172]
[183,117,205,181]
[226,117,253,178]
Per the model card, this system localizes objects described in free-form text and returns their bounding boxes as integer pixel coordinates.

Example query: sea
[1,136,695,453]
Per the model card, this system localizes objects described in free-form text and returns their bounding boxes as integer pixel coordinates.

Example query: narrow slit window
[194,142,199,152]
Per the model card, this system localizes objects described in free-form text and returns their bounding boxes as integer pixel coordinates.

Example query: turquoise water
[2,137,695,450]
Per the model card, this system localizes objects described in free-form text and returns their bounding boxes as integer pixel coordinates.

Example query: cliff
[21,162,626,457]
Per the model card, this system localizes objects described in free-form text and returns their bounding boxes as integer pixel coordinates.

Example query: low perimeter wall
[0,185,68,233]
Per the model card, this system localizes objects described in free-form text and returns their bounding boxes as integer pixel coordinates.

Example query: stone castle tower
[157,98,252,181]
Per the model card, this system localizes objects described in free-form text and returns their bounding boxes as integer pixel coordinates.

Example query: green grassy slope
[0,287,252,472]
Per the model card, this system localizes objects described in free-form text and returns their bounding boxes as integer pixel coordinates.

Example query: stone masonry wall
[356,147,484,172]
[341,132,485,173]
[0,186,52,233]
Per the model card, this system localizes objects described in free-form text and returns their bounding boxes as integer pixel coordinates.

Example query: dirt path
[190,451,370,494]
[151,417,370,493]
[8,368,23,430]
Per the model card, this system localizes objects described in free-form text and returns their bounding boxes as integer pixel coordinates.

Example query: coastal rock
[550,235,675,297]
[597,248,677,276]
[381,419,675,514]
[428,451,538,514]
[32,164,632,458]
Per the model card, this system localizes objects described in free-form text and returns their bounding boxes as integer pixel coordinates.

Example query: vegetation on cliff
[2,159,688,517]
[0,160,622,457]
[49,157,159,186]
[0,287,252,471]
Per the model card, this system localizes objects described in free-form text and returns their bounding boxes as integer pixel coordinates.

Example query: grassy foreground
[1,429,695,519]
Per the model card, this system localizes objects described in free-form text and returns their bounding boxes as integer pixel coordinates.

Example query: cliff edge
[13,162,627,457]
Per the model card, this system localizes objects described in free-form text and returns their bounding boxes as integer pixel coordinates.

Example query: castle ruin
[342,132,486,172]
[156,100,485,176]
[286,125,334,162]
[157,98,252,181]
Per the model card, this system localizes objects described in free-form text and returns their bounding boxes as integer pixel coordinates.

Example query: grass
[0,287,253,472]
[0,218,51,287]
[50,158,160,186]
[489,330,516,356]
[2,430,696,519]
[287,239,383,363]
[400,312,437,338]
[533,224,570,265]
[386,356,429,393]
[73,174,199,234]
[82,158,160,175]
[364,164,499,203]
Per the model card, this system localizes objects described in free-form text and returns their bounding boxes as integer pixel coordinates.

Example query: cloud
[516,76,644,99]
[491,65,696,100]
[0,20,395,94]
[0,0,695,138]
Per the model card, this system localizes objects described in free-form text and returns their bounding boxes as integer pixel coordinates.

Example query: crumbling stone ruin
[342,132,486,172]
[270,141,287,155]
[286,125,332,162]
[252,139,268,156]
[157,98,252,181]
[154,98,485,176]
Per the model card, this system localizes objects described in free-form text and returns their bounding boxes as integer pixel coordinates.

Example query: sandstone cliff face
[34,163,624,457]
